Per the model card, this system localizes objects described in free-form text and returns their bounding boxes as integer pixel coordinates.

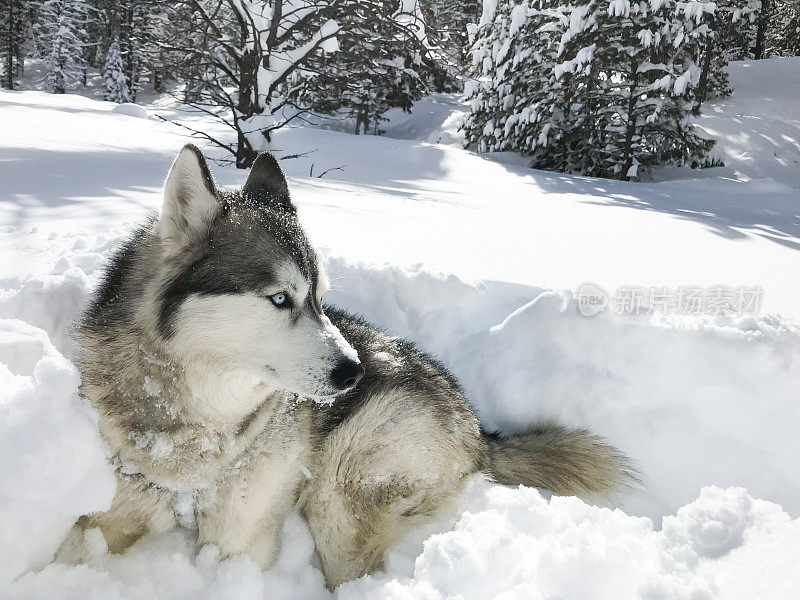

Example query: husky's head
[155,144,362,401]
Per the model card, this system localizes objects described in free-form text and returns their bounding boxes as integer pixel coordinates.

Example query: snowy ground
[1,58,799,598]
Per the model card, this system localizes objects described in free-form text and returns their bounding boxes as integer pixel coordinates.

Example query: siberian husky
[65,145,633,587]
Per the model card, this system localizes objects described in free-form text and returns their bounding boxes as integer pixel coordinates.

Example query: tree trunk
[121,3,137,101]
[4,0,14,89]
[153,69,164,93]
[15,39,23,77]
[53,51,65,94]
[695,40,714,112]
[235,130,258,168]
[234,48,261,169]
[754,0,772,59]
[359,106,370,134]
[620,60,640,181]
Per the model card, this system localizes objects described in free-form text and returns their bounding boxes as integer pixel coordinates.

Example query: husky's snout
[330,358,364,391]
[320,317,363,392]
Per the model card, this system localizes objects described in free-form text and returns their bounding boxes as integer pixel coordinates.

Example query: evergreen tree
[117,1,162,101]
[103,36,130,102]
[707,0,759,60]
[291,0,446,134]
[769,0,800,55]
[3,0,797,129]
[141,2,169,92]
[82,0,117,68]
[464,0,717,180]
[753,0,771,57]
[463,0,591,167]
[38,0,86,93]
[422,0,481,66]
[78,1,163,98]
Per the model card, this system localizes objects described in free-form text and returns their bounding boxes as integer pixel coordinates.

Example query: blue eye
[270,293,289,308]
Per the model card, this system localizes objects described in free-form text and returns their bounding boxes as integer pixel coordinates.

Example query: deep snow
[1,58,799,598]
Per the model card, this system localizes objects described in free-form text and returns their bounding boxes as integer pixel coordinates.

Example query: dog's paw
[54,524,108,564]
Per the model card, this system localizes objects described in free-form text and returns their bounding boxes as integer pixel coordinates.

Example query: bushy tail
[482,423,637,498]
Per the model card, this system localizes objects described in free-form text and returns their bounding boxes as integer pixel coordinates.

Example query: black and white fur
[64,145,634,588]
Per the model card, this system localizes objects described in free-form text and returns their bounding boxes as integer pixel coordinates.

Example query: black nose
[330,359,364,391]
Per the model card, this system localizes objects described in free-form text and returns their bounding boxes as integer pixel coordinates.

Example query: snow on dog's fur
[60,145,635,588]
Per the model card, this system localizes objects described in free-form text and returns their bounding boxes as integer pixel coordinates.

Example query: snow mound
[0,319,115,587]
[5,479,796,599]
[111,103,149,119]
[0,268,93,359]
[342,481,795,600]
[0,230,798,597]
[0,229,123,359]
[324,258,800,519]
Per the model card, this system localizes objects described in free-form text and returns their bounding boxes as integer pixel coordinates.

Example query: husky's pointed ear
[159,144,219,252]
[242,153,294,210]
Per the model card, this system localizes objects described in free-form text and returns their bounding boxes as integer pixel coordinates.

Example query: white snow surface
[0,319,115,587]
[1,59,799,597]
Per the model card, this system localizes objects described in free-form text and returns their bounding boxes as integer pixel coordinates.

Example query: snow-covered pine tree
[103,37,130,102]
[602,0,716,178]
[769,0,800,55]
[422,0,481,66]
[462,0,553,154]
[707,0,759,59]
[533,1,601,174]
[693,0,754,106]
[38,0,86,94]
[463,0,607,172]
[82,0,122,69]
[116,2,141,101]
[141,3,169,92]
[292,0,444,134]
[397,0,455,93]
[463,0,717,180]
[753,0,771,57]
[77,1,166,98]
[162,2,213,104]
[117,0,164,101]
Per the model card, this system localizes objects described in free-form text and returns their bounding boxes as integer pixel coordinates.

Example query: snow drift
[0,319,115,587]
[5,480,798,600]
[0,231,798,598]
